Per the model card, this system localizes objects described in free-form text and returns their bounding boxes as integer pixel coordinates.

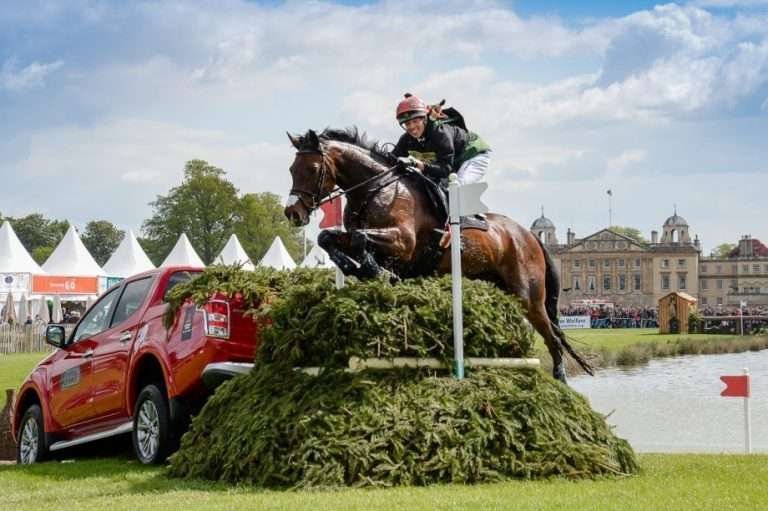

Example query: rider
[392,93,490,186]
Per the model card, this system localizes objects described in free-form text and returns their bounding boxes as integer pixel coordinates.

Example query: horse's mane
[319,127,395,166]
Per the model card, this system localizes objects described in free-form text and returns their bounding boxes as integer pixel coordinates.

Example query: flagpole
[607,190,613,227]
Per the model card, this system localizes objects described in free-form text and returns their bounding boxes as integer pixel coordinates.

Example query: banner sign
[0,273,31,296]
[559,315,591,329]
[32,275,99,295]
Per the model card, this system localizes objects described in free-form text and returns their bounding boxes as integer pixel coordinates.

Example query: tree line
[1,159,305,268]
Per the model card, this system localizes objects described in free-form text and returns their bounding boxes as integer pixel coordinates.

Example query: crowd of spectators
[559,305,658,328]
[560,303,768,329]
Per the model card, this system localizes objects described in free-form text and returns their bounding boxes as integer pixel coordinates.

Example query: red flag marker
[319,198,343,228]
[720,375,751,398]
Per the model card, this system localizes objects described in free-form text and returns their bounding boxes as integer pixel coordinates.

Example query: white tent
[42,225,105,276]
[258,237,296,270]
[215,234,255,271]
[300,244,335,269]
[0,220,45,274]
[102,230,155,278]
[161,233,205,268]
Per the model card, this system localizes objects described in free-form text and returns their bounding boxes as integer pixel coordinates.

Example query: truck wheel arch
[129,355,170,411]
[13,388,42,438]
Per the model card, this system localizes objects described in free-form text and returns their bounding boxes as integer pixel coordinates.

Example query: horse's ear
[287,132,302,150]
[306,129,320,150]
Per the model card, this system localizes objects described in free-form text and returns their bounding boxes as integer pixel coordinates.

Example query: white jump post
[447,174,489,380]
[448,174,464,379]
[744,367,752,454]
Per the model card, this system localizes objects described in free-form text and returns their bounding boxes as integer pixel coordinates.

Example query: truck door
[91,276,155,418]
[48,287,121,429]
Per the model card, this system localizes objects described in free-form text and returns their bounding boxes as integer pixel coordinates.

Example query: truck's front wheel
[17,405,48,464]
[132,384,170,464]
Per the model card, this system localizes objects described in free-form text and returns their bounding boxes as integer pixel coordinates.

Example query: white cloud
[1,58,63,91]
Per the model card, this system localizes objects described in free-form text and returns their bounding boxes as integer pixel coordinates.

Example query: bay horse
[283,128,592,382]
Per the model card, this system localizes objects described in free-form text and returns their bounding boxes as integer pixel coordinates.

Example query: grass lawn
[0,454,766,510]
[539,328,746,351]
[0,352,49,409]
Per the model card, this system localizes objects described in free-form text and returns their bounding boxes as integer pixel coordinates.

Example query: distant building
[539,210,701,308]
[698,236,768,307]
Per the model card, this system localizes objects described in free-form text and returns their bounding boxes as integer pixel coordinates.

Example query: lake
[571,350,767,453]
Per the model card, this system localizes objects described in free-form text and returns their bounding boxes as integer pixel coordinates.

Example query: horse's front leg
[317,229,365,277]
[318,227,414,280]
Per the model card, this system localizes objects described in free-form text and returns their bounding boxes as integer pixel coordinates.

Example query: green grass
[0,352,49,409]
[534,329,768,369]
[0,454,766,510]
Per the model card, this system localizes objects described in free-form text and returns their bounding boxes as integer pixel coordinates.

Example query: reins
[291,146,401,212]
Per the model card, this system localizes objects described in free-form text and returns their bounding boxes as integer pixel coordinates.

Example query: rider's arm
[391,136,409,158]
[422,128,455,179]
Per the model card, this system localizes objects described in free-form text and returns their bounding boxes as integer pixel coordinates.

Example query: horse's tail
[536,237,594,376]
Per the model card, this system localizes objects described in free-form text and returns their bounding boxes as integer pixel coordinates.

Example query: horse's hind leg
[527,304,567,383]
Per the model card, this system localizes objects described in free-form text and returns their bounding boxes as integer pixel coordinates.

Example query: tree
[712,243,736,258]
[609,226,647,244]
[141,160,304,265]
[81,220,125,266]
[236,192,305,262]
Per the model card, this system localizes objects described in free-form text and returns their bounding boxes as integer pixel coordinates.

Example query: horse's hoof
[553,364,568,384]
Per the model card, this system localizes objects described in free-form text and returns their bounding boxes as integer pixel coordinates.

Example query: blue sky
[1,0,768,253]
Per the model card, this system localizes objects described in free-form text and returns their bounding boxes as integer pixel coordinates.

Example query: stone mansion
[531,211,768,308]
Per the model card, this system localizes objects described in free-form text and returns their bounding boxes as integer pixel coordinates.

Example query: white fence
[0,324,68,354]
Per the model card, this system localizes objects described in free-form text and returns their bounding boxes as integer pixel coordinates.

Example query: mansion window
[589,259,596,268]
[635,258,641,267]
[717,297,723,305]
[716,279,723,289]
[731,279,738,289]
[634,274,641,290]
[753,264,760,273]
[573,277,581,290]
[764,264,768,273]
[619,274,626,290]
[731,264,737,273]
[678,259,686,267]
[604,259,611,269]
[701,280,708,290]
[603,276,611,290]
[587,276,596,291]
[743,264,749,273]
[701,297,708,305]
[662,259,670,268]
[619,259,625,267]
[574,259,581,268]
[701,265,707,273]
[678,273,687,289]
[661,274,670,290]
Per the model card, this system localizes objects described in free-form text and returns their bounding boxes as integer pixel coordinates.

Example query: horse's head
[284,129,335,226]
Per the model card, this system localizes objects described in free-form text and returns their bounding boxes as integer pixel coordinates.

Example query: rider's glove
[397,156,420,169]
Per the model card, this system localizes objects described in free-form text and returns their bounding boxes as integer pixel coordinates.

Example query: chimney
[651,230,658,244]
[694,234,700,250]
[739,235,752,257]
[567,228,575,246]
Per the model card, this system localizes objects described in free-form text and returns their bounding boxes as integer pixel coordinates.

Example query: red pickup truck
[12,266,259,465]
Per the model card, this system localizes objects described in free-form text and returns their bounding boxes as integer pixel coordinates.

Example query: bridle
[289,145,401,214]
[289,149,330,212]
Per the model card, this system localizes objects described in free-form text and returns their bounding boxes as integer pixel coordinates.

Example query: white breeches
[456,152,490,185]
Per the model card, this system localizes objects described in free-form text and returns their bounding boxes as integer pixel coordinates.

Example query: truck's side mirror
[46,325,67,348]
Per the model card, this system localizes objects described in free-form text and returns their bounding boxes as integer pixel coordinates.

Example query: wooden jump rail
[299,357,540,375]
